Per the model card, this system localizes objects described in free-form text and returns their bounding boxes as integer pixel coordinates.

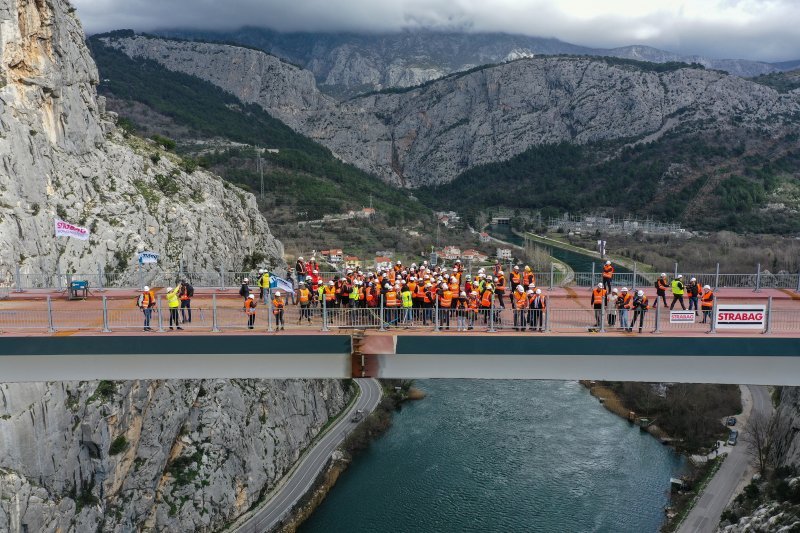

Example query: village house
[479,232,491,243]
[374,256,392,270]
[461,249,489,263]
[440,246,462,260]
[345,255,362,269]
[496,248,513,260]
[321,249,344,263]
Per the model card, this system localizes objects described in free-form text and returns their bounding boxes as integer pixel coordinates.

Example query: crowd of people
[136,259,716,333]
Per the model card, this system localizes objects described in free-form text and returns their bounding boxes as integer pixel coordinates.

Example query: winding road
[677,385,773,533]
[233,378,383,533]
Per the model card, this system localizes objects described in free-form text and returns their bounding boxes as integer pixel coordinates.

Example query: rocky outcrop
[0,379,355,532]
[102,35,800,188]
[159,28,792,95]
[0,0,283,285]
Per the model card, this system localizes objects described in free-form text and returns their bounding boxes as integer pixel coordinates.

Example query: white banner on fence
[670,311,696,324]
[54,219,90,240]
[715,305,766,330]
[271,275,294,294]
[138,251,160,264]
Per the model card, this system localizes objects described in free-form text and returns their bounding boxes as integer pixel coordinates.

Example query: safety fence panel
[51,307,105,331]
[326,307,385,329]
[0,308,50,331]
[768,309,800,333]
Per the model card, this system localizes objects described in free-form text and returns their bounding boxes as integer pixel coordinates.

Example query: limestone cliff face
[0,379,354,532]
[0,0,283,284]
[102,35,800,188]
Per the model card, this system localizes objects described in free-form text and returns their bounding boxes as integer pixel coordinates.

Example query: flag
[270,275,294,294]
[54,219,90,240]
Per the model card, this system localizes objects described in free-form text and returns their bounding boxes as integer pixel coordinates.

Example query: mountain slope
[87,37,432,239]
[158,27,795,96]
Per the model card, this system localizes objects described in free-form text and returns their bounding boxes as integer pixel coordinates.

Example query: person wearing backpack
[179,280,193,323]
[245,294,257,329]
[137,286,156,331]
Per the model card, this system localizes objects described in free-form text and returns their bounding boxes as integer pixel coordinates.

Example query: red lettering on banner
[717,312,764,321]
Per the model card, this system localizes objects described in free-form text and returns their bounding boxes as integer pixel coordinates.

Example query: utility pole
[257,146,264,200]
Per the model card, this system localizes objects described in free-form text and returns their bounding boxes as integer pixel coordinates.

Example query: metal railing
[0,294,795,336]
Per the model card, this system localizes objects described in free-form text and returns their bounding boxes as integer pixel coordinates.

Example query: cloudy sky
[72,0,800,62]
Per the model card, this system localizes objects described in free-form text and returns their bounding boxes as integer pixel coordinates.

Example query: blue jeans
[620,309,629,330]
[142,308,152,328]
[688,296,698,311]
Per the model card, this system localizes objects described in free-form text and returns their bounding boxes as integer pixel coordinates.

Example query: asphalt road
[234,378,382,533]
[677,385,773,533]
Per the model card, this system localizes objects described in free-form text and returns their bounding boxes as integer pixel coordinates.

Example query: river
[301,380,685,533]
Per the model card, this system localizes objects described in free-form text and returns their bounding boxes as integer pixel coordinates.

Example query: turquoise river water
[301,380,686,533]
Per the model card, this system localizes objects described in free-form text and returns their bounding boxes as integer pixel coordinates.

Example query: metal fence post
[321,295,329,332]
[591,262,596,288]
[755,263,762,293]
[56,263,63,292]
[632,262,637,292]
[14,263,23,292]
[156,297,164,332]
[709,300,717,334]
[380,294,386,332]
[764,296,772,335]
[211,294,220,332]
[102,296,110,333]
[220,264,226,291]
[47,295,55,333]
[267,291,273,332]
[489,296,496,332]
[544,297,551,332]
[434,295,439,332]
[138,267,144,290]
[599,293,605,333]
[674,262,678,279]
[97,264,105,291]
[549,263,554,290]
[796,271,800,293]
[714,263,720,292]
[653,303,661,334]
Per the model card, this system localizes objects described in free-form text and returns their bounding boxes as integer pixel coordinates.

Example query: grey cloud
[72,0,800,62]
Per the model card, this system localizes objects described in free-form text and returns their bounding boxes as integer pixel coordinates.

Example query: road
[677,385,773,533]
[234,378,382,533]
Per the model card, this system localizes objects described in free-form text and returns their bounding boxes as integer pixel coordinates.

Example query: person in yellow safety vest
[700,285,714,324]
[590,283,607,330]
[257,269,270,301]
[166,286,183,330]
[602,260,614,292]
[670,274,686,310]
[401,284,414,326]
[272,291,285,331]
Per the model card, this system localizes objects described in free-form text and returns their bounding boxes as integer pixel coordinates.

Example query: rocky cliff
[159,28,791,96]
[0,379,354,532]
[0,0,283,284]
[101,35,800,188]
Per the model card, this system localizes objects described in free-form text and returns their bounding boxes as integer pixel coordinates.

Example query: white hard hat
[248,294,255,299]
[605,261,611,265]
[529,283,536,288]
[611,288,618,293]
[243,278,249,283]
[513,265,519,270]
[527,289,534,294]
[677,274,683,278]
[313,269,319,274]
[535,289,541,294]
[661,273,667,277]
[703,285,711,290]
[471,291,478,296]
[478,268,485,273]
[425,282,432,287]
[328,281,334,286]
[455,259,461,263]
[466,275,472,279]
[517,285,524,292]
[597,283,604,288]
[275,291,281,296]
[690,277,696,282]
[258,269,264,273]
[621,287,628,292]
[298,256,303,260]
[498,271,504,275]
[143,286,150,292]
[396,261,402,264]
[637,290,644,296]
[385,283,391,289]
[460,291,466,297]
[166,287,173,292]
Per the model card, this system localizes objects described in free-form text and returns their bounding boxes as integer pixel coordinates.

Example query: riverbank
[524,232,654,273]
[280,380,414,531]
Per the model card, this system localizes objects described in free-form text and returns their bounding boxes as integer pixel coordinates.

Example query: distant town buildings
[321,249,344,263]
[461,249,488,262]
[440,246,462,260]
[374,256,392,270]
[479,232,491,243]
[435,211,460,227]
[548,214,686,236]
[496,248,513,260]
[345,256,362,269]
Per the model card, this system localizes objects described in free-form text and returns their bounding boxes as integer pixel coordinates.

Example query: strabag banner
[54,219,90,240]
[714,304,766,330]
[138,251,160,264]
